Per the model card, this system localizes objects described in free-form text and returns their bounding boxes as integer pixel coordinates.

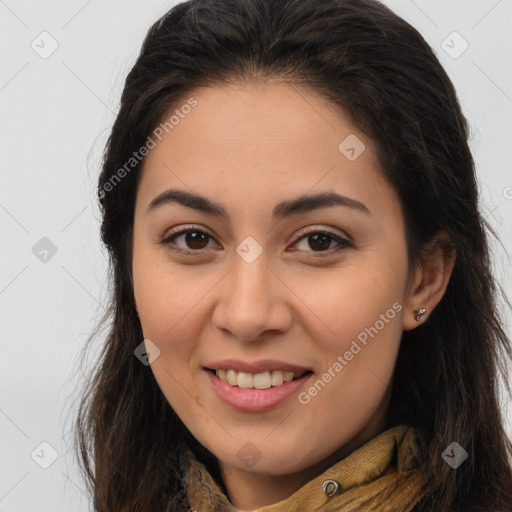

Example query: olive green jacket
[183,425,429,511]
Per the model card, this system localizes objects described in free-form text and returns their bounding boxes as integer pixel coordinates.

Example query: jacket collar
[183,425,429,511]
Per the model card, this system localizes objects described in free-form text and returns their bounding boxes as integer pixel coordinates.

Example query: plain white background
[1,1,511,510]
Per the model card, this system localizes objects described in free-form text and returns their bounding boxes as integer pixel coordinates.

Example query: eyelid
[160,224,218,255]
[163,223,214,240]
[294,226,352,244]
[289,227,352,256]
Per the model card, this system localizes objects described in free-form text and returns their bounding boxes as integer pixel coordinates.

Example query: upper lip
[204,359,312,374]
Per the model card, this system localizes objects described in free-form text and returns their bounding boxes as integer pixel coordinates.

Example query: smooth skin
[131,81,455,510]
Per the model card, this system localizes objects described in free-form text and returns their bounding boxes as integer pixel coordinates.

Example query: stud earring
[415,308,427,321]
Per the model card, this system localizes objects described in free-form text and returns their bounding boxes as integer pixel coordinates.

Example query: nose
[212,255,292,343]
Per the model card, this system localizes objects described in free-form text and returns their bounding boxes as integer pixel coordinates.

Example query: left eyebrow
[146,188,371,219]
[273,191,371,218]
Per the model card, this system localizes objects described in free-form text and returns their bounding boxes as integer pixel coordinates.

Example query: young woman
[75,0,512,510]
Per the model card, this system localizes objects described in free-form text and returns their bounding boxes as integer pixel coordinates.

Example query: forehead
[146,80,373,159]
[135,81,394,220]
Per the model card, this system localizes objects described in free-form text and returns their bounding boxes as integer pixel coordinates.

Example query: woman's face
[132,81,413,481]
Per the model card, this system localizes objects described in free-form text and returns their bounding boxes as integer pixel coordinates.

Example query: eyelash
[159,225,352,257]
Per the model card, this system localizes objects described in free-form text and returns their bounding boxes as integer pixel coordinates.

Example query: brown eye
[161,228,216,253]
[292,230,352,256]
[307,233,332,251]
[182,231,210,250]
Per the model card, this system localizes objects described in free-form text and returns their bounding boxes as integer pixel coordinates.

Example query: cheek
[132,250,210,414]
[303,275,403,391]
[132,249,236,395]
[132,243,211,342]
[290,257,406,346]
[287,256,406,415]
[294,279,404,460]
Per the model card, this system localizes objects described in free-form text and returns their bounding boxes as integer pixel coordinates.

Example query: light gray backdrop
[1,1,511,510]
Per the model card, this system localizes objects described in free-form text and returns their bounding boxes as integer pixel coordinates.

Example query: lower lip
[205,369,313,411]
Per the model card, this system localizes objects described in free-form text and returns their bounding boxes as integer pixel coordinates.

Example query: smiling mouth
[205,368,313,389]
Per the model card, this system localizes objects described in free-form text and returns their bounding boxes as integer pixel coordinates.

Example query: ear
[403,231,456,331]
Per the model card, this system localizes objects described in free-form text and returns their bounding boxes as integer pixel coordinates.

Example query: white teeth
[214,368,306,388]
[237,372,254,388]
[227,369,237,386]
[253,372,271,389]
[283,371,294,383]
[270,370,283,386]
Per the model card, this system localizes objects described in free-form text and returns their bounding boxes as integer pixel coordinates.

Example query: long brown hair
[74,0,512,510]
